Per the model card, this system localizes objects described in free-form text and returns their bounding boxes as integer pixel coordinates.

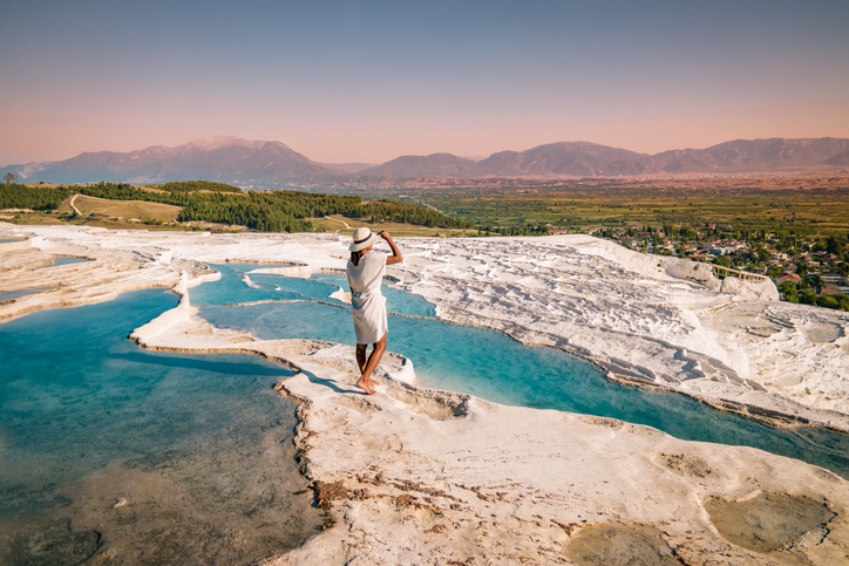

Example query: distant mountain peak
[0,136,334,186]
[181,136,270,151]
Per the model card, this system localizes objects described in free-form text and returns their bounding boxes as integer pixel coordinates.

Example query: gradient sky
[2,0,848,164]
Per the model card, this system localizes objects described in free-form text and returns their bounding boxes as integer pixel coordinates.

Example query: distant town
[587,224,849,311]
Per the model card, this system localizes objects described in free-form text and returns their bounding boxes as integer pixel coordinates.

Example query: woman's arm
[380,231,403,265]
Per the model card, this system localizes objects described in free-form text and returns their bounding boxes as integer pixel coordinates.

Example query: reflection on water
[197,264,849,479]
[0,289,320,564]
[0,288,48,302]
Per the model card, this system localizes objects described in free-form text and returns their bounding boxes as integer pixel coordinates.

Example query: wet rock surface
[5,521,101,566]
[565,523,681,566]
[705,492,836,553]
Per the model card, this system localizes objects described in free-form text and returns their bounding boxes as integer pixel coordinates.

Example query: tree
[806,274,823,293]
[815,294,849,311]
[713,254,732,267]
[778,281,799,303]
[3,172,16,185]
[798,288,817,305]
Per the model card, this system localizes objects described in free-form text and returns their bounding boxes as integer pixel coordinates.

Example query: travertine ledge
[2,224,846,431]
[130,288,849,565]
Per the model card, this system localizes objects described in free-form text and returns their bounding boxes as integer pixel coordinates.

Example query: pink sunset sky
[2,1,848,165]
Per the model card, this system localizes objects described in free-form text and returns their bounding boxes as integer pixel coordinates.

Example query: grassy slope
[58,194,181,223]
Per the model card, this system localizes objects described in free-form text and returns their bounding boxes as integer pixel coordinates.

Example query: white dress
[346,252,388,344]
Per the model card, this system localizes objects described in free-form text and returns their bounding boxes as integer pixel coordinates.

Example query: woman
[346,227,403,394]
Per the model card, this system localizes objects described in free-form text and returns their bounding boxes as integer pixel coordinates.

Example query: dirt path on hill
[324,215,351,229]
[69,194,83,216]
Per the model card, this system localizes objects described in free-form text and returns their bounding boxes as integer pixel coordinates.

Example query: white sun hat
[349,227,380,252]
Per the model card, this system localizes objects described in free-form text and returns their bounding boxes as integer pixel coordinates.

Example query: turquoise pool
[47,256,90,267]
[2,261,847,563]
[0,289,319,564]
[196,264,849,479]
[0,288,48,302]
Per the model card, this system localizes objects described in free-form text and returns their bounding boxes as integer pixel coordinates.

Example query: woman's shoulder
[365,252,387,266]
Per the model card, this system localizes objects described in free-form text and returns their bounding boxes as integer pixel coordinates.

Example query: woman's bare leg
[355,344,368,374]
[362,334,387,385]
[355,334,386,394]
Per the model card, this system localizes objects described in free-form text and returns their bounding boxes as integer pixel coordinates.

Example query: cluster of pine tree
[76,182,191,204]
[0,181,470,232]
[0,184,72,210]
[357,200,472,228]
[177,196,312,232]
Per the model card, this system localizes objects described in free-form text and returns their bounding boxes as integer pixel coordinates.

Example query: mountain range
[3,136,849,187]
[3,137,329,187]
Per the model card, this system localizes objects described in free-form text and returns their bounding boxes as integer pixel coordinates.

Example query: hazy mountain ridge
[1,136,334,186]
[479,142,651,177]
[355,138,849,179]
[3,136,849,186]
[359,153,482,177]
[651,138,849,173]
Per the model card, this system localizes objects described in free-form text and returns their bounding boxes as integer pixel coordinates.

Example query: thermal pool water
[0,289,319,564]
[2,261,848,563]
[195,265,849,479]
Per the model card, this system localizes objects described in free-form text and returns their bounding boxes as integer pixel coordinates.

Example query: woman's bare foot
[356,377,375,395]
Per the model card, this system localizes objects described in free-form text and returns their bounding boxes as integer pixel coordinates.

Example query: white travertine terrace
[2,223,849,563]
[2,224,844,429]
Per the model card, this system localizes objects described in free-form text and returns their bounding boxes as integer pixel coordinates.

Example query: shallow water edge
[0,290,323,564]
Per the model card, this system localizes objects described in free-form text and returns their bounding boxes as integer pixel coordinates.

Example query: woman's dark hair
[350,250,362,266]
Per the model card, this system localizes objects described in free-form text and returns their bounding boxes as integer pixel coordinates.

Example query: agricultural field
[417,183,849,239]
